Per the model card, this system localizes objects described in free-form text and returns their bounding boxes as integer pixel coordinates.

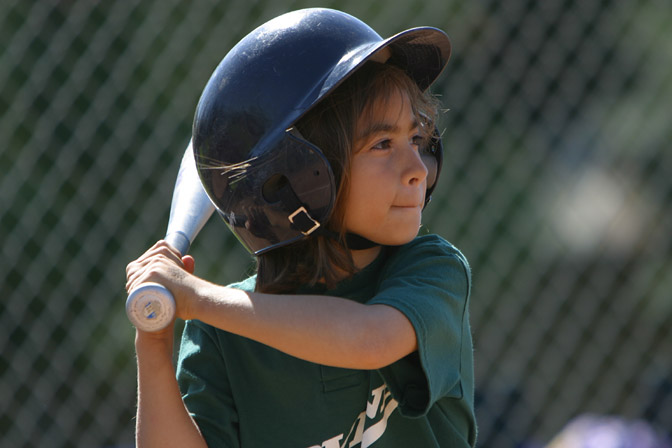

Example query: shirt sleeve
[369,235,473,418]
[176,319,241,447]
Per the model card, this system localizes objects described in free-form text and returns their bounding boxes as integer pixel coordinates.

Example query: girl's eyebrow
[356,118,419,141]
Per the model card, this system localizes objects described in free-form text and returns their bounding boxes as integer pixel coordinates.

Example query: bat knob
[126,283,176,332]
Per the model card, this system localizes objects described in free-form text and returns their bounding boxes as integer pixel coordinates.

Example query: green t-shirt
[176,234,476,447]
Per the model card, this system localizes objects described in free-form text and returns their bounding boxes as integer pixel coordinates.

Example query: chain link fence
[2,0,670,446]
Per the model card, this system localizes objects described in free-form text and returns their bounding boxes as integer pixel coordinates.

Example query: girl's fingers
[182,255,195,275]
[125,241,187,292]
[126,256,173,292]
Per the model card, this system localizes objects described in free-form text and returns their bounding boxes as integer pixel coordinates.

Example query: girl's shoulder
[380,234,472,301]
[392,234,469,266]
[382,234,471,286]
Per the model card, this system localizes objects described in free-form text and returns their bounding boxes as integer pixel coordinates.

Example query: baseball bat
[126,140,215,332]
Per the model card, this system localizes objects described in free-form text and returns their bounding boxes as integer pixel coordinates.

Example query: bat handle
[125,231,189,332]
[126,282,176,332]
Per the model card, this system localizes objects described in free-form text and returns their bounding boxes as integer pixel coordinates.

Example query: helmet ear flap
[202,131,336,255]
[422,128,443,207]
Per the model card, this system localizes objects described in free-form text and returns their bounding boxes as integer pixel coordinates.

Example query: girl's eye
[411,134,425,147]
[372,139,392,150]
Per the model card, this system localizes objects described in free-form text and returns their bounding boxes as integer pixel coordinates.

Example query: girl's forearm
[135,334,207,448]
[187,280,417,370]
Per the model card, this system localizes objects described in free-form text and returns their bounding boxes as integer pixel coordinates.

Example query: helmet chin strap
[316,228,380,251]
[342,232,380,250]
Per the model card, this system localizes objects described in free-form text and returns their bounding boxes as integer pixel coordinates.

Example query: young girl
[126,8,476,447]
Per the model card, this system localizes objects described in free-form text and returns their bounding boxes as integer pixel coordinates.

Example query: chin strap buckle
[288,206,321,236]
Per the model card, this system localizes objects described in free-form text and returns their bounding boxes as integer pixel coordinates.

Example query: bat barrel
[165,231,191,256]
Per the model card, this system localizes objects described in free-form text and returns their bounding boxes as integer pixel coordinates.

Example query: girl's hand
[125,240,198,328]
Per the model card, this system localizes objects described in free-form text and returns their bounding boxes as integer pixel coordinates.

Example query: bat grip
[125,233,187,333]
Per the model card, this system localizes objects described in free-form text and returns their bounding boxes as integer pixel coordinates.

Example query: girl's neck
[350,245,383,271]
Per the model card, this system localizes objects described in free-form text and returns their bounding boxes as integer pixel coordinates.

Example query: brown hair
[255,61,440,293]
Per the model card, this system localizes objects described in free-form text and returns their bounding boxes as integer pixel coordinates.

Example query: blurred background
[1,0,670,446]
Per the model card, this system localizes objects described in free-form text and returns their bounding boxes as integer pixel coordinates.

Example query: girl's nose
[402,143,428,187]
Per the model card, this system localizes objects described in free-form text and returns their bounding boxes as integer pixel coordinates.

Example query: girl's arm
[128,250,207,448]
[134,330,208,448]
[126,241,417,370]
[186,280,417,370]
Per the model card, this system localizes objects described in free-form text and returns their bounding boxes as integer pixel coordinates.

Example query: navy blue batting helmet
[193,8,451,254]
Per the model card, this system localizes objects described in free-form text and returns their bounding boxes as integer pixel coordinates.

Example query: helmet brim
[315,27,452,107]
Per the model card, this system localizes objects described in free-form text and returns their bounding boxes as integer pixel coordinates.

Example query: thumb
[182,255,195,274]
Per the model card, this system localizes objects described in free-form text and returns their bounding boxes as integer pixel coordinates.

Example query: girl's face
[343,91,429,246]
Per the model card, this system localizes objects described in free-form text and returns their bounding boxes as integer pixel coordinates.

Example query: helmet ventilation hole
[262,174,289,203]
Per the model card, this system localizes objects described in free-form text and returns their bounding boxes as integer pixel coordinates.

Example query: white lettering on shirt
[306,384,399,448]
